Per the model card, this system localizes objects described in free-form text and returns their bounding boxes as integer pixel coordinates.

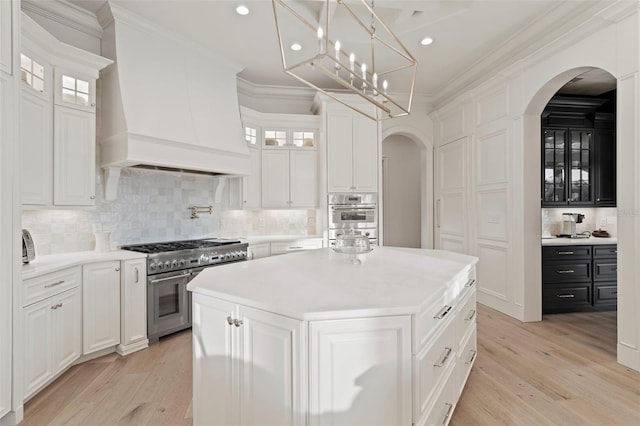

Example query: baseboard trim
[618,343,640,372]
[116,339,149,356]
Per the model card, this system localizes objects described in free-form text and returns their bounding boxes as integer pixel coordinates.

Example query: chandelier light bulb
[335,40,341,58]
[317,27,324,52]
[373,73,378,96]
[361,63,366,79]
[383,79,388,93]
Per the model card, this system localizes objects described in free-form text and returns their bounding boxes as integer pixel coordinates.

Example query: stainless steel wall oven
[328,193,378,246]
[121,239,248,343]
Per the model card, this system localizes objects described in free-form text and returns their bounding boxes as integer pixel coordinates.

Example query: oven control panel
[148,246,248,273]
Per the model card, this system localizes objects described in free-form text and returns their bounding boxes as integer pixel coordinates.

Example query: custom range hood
[97,3,250,200]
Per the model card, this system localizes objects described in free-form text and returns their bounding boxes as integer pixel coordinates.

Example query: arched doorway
[380,126,433,248]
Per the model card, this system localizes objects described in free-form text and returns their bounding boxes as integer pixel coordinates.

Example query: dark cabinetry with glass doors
[541,94,616,207]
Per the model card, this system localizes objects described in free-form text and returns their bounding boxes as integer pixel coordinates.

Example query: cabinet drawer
[593,245,617,259]
[595,284,617,303]
[455,326,477,398]
[23,267,81,307]
[413,297,455,354]
[543,245,591,259]
[422,366,456,426]
[413,318,456,421]
[543,261,591,283]
[455,289,476,350]
[543,284,592,312]
[594,260,617,281]
[270,238,323,255]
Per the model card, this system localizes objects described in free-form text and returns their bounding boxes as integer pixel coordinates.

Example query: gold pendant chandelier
[272,0,417,120]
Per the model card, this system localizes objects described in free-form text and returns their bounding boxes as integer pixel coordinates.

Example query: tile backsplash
[22,168,318,255]
[541,207,617,237]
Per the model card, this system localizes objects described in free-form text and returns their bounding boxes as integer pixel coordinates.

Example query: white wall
[430,5,640,371]
[382,135,422,248]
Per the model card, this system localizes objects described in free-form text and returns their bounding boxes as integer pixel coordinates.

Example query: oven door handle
[331,206,376,211]
[149,272,191,284]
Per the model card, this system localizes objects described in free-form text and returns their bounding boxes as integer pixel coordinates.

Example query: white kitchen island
[187,247,478,426]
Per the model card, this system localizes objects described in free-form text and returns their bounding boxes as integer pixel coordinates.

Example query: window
[264,130,287,147]
[245,126,257,145]
[62,74,90,106]
[292,131,315,147]
[20,54,44,92]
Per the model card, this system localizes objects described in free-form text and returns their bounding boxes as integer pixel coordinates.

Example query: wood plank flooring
[22,305,640,425]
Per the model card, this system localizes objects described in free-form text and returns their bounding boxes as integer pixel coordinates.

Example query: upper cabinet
[541,94,616,207]
[236,107,320,210]
[313,94,379,193]
[19,13,111,208]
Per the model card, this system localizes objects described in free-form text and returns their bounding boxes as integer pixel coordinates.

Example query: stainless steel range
[121,238,248,343]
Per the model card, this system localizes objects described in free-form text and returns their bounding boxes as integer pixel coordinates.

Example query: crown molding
[21,0,103,39]
[432,0,633,108]
[237,77,319,103]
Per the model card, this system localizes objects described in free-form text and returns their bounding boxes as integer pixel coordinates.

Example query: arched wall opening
[380,126,433,249]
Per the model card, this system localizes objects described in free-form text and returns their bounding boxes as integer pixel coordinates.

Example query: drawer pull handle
[440,402,454,426]
[465,309,476,321]
[557,294,575,298]
[613,291,618,295]
[44,280,65,288]
[50,303,62,310]
[287,246,303,250]
[465,279,476,288]
[150,273,190,283]
[614,268,618,273]
[434,305,452,319]
[557,251,574,255]
[613,250,618,254]
[465,349,477,365]
[556,270,575,274]
[434,347,453,367]
[135,267,140,284]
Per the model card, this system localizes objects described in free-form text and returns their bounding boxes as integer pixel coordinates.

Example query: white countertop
[22,250,147,280]
[187,247,478,321]
[239,235,324,245]
[541,236,617,246]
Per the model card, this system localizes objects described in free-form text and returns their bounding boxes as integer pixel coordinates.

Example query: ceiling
[67,0,617,99]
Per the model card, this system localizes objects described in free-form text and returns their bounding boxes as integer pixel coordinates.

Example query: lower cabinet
[192,295,306,426]
[23,285,81,400]
[309,316,412,426]
[247,242,271,260]
[82,261,121,354]
[117,258,148,355]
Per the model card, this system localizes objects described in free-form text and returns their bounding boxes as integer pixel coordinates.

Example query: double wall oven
[328,193,378,246]
[121,239,247,343]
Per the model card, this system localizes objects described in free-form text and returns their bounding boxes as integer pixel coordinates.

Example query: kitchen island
[187,247,478,426]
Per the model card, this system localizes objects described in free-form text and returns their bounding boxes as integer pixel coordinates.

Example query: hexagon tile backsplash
[22,168,318,255]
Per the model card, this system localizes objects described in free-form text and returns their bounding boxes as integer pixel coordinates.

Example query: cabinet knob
[90,195,96,200]
[91,102,96,107]
[227,316,235,325]
[115,267,121,272]
[233,319,243,327]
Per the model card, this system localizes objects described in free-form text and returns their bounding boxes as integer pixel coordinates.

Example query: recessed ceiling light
[236,5,250,16]
[291,43,302,51]
[420,37,433,46]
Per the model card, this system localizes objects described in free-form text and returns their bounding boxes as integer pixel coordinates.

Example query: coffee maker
[560,213,585,238]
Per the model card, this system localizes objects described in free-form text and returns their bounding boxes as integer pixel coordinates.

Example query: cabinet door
[290,150,317,208]
[594,129,616,206]
[542,128,567,205]
[83,261,121,354]
[54,69,96,112]
[243,147,261,209]
[568,129,593,205]
[435,138,468,254]
[238,306,305,426]
[248,243,271,260]
[327,111,354,192]
[352,114,378,192]
[23,298,54,399]
[21,88,52,205]
[119,259,148,351]
[53,105,96,205]
[262,150,290,208]
[0,0,12,74]
[192,295,238,426]
[309,316,412,426]
[53,287,81,372]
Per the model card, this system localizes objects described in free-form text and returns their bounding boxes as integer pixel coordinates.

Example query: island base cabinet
[192,294,305,426]
[309,316,412,426]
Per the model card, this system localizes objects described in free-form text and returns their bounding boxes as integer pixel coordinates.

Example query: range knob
[149,262,157,271]
[179,259,186,267]
[171,260,178,268]
[200,254,209,263]
[164,261,171,269]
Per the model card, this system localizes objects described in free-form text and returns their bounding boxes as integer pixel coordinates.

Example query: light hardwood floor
[23,305,640,425]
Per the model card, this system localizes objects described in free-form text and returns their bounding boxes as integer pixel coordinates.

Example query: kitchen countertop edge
[541,236,617,246]
[22,250,147,280]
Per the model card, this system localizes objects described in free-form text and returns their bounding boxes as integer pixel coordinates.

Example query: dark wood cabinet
[541,95,616,207]
[542,244,617,313]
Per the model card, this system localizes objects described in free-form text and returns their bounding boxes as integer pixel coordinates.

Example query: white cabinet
[309,316,412,426]
[270,238,324,256]
[0,0,12,75]
[262,149,317,208]
[82,261,121,354]
[53,105,96,205]
[326,106,378,193]
[192,295,306,426]
[22,267,82,400]
[117,259,148,355]
[242,147,261,209]
[247,242,271,260]
[20,15,110,208]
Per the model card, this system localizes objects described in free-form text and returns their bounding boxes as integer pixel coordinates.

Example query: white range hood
[97,2,250,200]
